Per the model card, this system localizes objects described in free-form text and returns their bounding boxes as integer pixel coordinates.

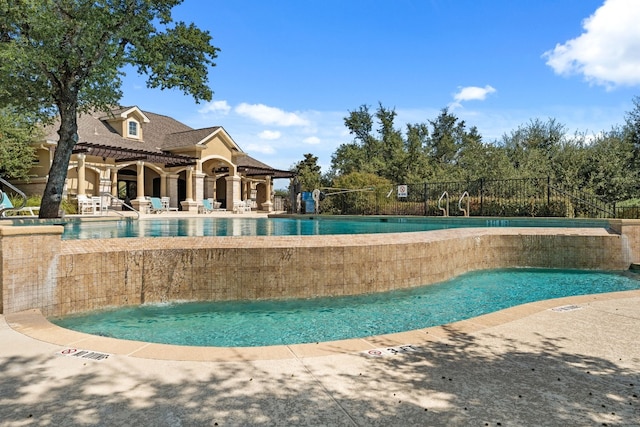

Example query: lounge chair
[148,197,166,214]
[0,194,40,217]
[201,199,215,214]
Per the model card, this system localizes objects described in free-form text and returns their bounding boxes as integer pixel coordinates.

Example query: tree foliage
[324,98,640,206]
[292,153,322,191]
[0,0,219,217]
[0,108,39,180]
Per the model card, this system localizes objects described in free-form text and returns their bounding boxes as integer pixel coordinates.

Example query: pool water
[50,268,640,347]
[59,216,610,239]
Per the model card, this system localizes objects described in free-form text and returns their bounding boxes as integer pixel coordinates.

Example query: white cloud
[245,143,276,155]
[197,100,232,114]
[303,136,321,145]
[258,130,281,140]
[453,85,497,103]
[235,103,310,126]
[543,0,640,88]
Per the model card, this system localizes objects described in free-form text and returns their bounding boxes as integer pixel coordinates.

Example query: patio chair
[161,197,178,212]
[148,197,166,214]
[233,200,249,214]
[92,196,106,215]
[77,195,96,215]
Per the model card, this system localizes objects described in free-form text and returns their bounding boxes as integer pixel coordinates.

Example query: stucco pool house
[17,106,293,212]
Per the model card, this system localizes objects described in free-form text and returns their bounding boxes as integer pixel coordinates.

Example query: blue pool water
[58,216,610,239]
[50,268,640,347]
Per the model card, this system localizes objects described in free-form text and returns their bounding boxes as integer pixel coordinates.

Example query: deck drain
[551,304,583,313]
[362,344,420,358]
[57,347,111,361]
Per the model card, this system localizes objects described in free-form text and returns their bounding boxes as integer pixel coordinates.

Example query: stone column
[194,172,205,202]
[131,161,148,212]
[181,167,199,212]
[262,176,273,212]
[160,173,167,198]
[110,167,118,197]
[167,174,179,208]
[225,174,242,212]
[204,176,215,200]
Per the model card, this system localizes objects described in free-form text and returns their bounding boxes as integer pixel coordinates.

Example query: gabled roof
[45,106,290,174]
[100,106,150,123]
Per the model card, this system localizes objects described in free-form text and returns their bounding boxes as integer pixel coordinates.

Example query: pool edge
[6,289,640,362]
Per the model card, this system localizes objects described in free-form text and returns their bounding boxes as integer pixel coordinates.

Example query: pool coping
[6,289,640,362]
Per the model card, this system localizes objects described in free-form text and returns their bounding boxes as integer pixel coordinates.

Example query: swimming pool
[57,216,611,239]
[50,268,640,347]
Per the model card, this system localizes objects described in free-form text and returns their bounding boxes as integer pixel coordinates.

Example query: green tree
[427,108,466,166]
[456,126,514,181]
[624,96,640,174]
[403,122,431,182]
[580,128,636,202]
[335,103,425,182]
[0,0,219,217]
[502,118,565,178]
[0,108,38,180]
[292,153,322,191]
[375,105,406,183]
[343,104,380,174]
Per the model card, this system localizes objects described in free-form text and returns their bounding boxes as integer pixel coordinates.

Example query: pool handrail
[459,191,470,217]
[0,176,29,216]
[100,192,140,219]
[438,191,449,217]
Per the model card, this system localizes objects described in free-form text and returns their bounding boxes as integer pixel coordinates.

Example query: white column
[77,154,86,196]
[136,161,145,201]
[185,167,193,201]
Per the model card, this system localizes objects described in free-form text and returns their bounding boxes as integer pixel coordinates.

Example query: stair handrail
[438,191,449,217]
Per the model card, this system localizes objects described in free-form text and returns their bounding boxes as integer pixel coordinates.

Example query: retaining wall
[2,222,640,317]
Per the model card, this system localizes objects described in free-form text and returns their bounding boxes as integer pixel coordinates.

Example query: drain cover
[57,348,111,361]
[551,304,582,313]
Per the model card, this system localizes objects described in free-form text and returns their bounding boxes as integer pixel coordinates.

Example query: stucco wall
[1,223,635,318]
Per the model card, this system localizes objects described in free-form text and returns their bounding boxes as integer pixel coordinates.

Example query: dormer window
[128,120,138,138]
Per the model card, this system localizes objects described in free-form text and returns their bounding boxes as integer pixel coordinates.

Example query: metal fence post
[480,178,484,216]
[424,182,428,216]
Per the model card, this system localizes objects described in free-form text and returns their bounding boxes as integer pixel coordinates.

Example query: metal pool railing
[318,177,618,219]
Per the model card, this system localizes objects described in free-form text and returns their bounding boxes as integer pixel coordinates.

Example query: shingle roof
[44,106,292,175]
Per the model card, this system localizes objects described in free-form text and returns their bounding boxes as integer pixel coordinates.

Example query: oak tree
[0,0,219,217]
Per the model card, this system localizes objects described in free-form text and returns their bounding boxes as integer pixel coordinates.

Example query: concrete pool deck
[1,290,639,426]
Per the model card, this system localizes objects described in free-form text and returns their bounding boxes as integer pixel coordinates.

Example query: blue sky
[120,0,640,181]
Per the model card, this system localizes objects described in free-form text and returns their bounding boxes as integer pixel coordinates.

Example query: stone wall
[0,223,635,317]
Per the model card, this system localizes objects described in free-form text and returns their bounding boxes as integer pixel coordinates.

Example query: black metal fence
[318,177,625,219]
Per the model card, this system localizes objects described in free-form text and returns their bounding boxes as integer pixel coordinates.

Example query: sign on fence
[397,185,408,198]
